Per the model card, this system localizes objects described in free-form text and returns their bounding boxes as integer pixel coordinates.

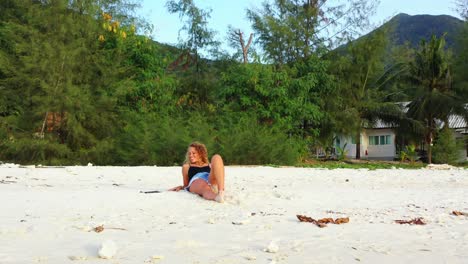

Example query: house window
[369,135,391,145]
[385,135,391,144]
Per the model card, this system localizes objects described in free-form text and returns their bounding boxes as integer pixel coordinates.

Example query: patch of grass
[454,161,468,168]
[297,159,426,170]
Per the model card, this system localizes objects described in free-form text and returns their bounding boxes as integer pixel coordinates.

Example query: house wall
[364,129,396,160]
[334,134,365,159]
[335,128,397,160]
[454,130,468,162]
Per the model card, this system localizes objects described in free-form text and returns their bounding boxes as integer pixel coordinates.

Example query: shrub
[0,137,72,165]
[216,113,305,165]
[432,127,461,164]
[401,144,418,164]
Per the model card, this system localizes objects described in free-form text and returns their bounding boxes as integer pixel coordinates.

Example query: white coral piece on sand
[264,240,279,253]
[98,240,117,259]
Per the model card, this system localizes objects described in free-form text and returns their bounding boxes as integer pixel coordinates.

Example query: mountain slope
[386,13,464,48]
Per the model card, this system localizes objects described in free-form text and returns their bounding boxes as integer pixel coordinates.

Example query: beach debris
[296,215,350,228]
[394,218,426,225]
[37,184,53,187]
[98,240,117,259]
[94,225,104,233]
[325,210,346,215]
[296,215,326,228]
[335,217,350,224]
[0,180,17,184]
[264,240,279,253]
[317,218,334,224]
[92,225,127,233]
[141,190,162,194]
[244,255,257,260]
[232,219,250,225]
[452,211,468,216]
[254,211,284,217]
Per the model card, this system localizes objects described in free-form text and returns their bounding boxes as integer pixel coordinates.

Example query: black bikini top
[188,165,211,181]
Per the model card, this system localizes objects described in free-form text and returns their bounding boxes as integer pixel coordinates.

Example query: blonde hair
[185,141,209,165]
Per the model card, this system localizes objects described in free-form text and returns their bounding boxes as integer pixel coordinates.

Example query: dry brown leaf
[94,225,104,233]
[395,218,426,225]
[296,215,326,228]
[297,214,314,223]
[317,218,335,224]
[452,211,468,216]
[297,215,349,228]
[335,217,350,224]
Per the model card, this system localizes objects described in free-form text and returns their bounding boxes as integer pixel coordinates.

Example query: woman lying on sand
[169,142,225,203]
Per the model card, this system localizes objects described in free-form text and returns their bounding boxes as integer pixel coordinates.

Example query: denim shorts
[186,172,210,191]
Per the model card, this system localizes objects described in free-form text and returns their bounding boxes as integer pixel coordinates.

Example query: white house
[335,126,397,161]
[334,114,467,161]
[450,115,468,161]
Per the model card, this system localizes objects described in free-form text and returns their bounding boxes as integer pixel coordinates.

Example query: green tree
[432,127,461,164]
[242,0,381,156]
[0,0,147,164]
[247,0,379,64]
[453,1,468,104]
[166,0,220,109]
[406,34,467,164]
[331,29,403,159]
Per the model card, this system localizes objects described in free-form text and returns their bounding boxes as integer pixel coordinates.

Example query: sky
[138,0,461,51]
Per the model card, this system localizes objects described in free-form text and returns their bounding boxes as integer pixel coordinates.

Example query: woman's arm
[182,163,189,186]
[168,164,190,191]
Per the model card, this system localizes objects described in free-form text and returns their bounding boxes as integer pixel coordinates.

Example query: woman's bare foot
[215,190,225,203]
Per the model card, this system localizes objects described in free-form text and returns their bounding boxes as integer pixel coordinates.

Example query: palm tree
[333,29,404,159]
[407,34,467,163]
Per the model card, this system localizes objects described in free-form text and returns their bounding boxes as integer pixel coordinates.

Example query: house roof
[367,102,467,131]
[449,114,467,129]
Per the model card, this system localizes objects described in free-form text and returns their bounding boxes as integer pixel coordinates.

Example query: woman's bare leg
[209,154,225,191]
[209,154,225,202]
[189,180,217,200]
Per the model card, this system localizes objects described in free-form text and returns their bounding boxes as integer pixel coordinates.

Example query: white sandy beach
[0,164,467,264]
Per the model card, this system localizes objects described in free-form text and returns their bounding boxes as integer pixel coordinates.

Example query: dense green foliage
[432,127,463,164]
[0,0,466,166]
[406,34,467,163]
[329,28,404,159]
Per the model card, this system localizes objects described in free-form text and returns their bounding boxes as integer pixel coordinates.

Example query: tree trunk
[427,118,434,164]
[355,132,361,159]
[233,30,253,64]
[427,130,432,164]
[302,119,308,139]
[40,111,49,139]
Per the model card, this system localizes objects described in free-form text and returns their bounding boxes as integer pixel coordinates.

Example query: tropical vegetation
[0,0,466,166]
